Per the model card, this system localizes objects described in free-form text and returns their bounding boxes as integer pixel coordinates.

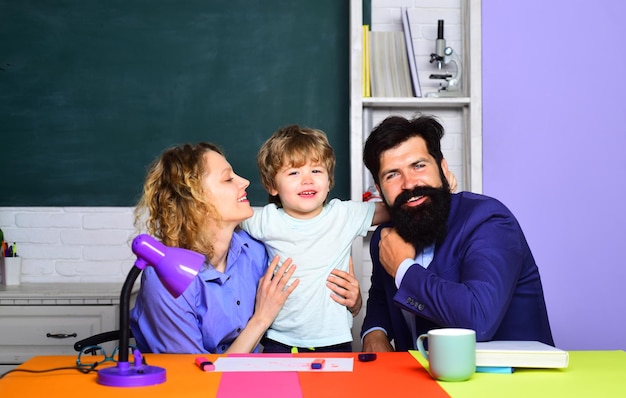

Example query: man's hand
[378,228,415,278]
[362,330,394,352]
[379,228,415,278]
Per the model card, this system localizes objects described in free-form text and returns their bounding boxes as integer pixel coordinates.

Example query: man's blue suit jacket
[361,192,554,350]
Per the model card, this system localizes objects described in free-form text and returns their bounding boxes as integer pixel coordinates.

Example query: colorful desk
[1,351,625,397]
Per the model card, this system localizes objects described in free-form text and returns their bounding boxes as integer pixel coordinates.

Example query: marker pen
[195,356,215,371]
[310,359,325,369]
[358,353,377,362]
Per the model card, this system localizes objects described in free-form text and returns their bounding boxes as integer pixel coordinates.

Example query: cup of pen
[1,243,21,286]
[2,257,22,285]
[417,328,476,382]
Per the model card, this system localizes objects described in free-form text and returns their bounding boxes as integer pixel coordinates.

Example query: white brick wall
[0,207,136,283]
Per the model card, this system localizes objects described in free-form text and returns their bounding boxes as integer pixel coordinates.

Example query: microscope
[426,20,463,97]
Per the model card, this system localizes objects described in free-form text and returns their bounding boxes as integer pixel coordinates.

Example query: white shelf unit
[348,0,482,349]
[350,0,482,199]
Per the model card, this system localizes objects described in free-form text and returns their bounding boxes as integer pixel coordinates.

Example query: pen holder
[1,257,22,286]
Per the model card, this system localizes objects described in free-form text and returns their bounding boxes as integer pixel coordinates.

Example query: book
[476,340,569,369]
[476,366,514,374]
[370,31,413,98]
[401,7,422,97]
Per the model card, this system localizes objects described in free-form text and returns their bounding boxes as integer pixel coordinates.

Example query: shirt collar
[199,229,249,285]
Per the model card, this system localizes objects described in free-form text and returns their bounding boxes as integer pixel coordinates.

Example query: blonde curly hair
[134,142,222,259]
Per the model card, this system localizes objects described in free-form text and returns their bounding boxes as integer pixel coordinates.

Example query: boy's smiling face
[270,160,331,220]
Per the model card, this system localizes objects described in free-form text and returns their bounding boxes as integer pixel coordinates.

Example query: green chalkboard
[0,0,349,206]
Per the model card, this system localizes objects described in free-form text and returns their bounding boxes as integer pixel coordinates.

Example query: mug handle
[417,333,429,360]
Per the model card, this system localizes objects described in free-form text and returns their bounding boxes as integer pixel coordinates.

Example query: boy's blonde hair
[257,125,335,206]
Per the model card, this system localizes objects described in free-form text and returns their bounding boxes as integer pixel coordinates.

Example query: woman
[130,142,360,354]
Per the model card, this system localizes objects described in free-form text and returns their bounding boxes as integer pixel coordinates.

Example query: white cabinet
[0,283,121,373]
[348,0,482,349]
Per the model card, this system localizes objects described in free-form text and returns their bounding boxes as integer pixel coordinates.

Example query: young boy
[240,125,388,352]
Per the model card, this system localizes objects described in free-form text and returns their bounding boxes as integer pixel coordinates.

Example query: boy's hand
[446,169,458,192]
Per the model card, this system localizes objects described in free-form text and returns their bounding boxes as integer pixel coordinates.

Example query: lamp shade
[132,234,205,297]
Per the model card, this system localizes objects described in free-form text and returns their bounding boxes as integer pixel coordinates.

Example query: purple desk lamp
[97,234,205,387]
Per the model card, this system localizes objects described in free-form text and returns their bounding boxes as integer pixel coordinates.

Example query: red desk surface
[0,352,449,398]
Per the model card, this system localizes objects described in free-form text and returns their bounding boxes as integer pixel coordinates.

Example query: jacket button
[417,303,425,311]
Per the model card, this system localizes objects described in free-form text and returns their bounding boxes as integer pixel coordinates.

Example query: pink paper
[217,372,302,398]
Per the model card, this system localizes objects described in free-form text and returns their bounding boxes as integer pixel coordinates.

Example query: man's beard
[389,186,452,252]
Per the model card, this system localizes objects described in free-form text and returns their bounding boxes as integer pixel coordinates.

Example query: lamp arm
[118,266,142,363]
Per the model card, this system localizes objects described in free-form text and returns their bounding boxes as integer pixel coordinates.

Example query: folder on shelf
[476,341,569,369]
[401,7,422,97]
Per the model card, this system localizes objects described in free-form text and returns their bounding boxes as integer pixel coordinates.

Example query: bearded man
[360,115,554,352]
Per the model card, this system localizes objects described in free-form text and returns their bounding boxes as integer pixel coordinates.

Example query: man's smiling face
[376,135,448,208]
[376,135,452,250]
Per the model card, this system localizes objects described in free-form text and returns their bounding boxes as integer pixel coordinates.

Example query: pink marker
[195,356,215,371]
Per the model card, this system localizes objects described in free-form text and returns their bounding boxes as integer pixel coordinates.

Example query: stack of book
[363,8,422,98]
[369,31,412,97]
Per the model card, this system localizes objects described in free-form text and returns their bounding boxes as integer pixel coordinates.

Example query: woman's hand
[327,257,362,317]
[225,256,298,354]
[254,256,299,326]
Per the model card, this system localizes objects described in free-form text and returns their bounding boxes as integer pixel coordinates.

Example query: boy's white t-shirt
[240,198,375,348]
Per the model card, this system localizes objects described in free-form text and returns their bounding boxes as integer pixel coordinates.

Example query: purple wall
[482,1,626,350]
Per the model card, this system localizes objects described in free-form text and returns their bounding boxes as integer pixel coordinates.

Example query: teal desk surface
[1,351,625,397]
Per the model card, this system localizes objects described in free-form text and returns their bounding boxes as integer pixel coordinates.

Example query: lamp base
[97,362,166,387]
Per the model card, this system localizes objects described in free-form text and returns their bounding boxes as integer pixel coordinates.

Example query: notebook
[476,340,569,368]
